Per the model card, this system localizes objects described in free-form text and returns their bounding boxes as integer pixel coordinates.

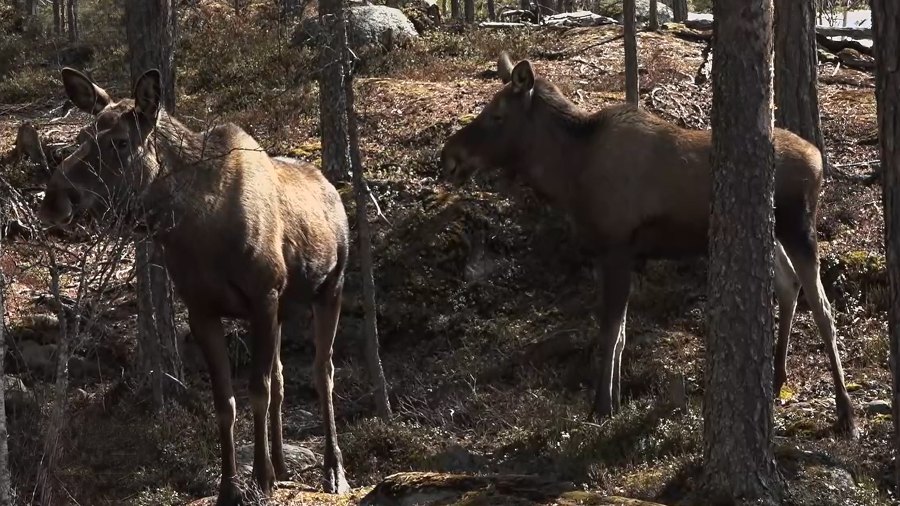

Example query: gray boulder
[236,443,319,476]
[594,0,673,24]
[293,6,419,52]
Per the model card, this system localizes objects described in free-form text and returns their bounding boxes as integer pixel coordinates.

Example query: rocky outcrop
[293,6,419,52]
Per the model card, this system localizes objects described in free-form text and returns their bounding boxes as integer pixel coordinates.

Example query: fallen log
[816,31,873,57]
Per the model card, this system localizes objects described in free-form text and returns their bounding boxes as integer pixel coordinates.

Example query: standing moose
[38,68,351,504]
[440,53,858,438]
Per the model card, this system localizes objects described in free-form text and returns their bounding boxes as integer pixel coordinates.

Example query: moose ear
[510,60,535,94]
[133,69,162,121]
[61,67,111,114]
[497,52,514,83]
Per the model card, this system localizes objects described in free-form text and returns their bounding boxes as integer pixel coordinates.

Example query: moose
[440,52,858,438]
[38,68,351,504]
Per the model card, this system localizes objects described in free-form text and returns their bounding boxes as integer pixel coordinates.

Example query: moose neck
[137,110,209,233]
[516,82,598,206]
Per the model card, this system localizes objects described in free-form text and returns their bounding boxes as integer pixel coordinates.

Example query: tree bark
[451,0,461,20]
[0,225,10,505]
[624,0,639,105]
[672,0,687,22]
[487,0,496,20]
[871,0,900,496]
[125,0,183,409]
[53,0,61,34]
[346,79,392,420]
[319,0,351,180]
[702,0,781,503]
[648,0,659,30]
[774,0,827,169]
[66,0,77,41]
[464,0,475,23]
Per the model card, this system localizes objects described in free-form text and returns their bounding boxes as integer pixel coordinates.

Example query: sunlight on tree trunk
[871,0,900,496]
[702,0,781,503]
[624,0,638,105]
[321,0,392,419]
[774,0,827,169]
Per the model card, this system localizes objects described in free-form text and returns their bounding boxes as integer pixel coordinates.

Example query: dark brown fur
[441,53,857,437]
[39,68,351,503]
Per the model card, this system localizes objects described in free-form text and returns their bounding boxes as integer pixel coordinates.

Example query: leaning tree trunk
[648,0,659,30]
[702,0,781,503]
[871,0,900,496]
[464,0,474,23]
[125,0,183,409]
[324,0,392,419]
[774,0,827,170]
[623,0,638,105]
[671,0,687,22]
[0,218,10,504]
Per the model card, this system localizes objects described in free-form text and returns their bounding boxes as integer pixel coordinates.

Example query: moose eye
[112,138,129,151]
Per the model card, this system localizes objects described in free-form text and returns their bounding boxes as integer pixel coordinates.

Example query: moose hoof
[215,479,243,506]
[253,460,276,496]
[323,465,350,494]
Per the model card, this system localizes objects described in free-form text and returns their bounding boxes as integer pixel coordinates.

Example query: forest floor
[0,2,893,505]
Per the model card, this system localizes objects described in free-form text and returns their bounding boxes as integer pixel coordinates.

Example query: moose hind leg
[774,241,801,396]
[313,285,349,494]
[787,241,858,438]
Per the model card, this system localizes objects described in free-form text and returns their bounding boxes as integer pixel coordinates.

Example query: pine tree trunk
[774,0,826,168]
[623,0,638,105]
[319,0,351,180]
[0,230,10,504]
[66,0,77,41]
[53,0,60,34]
[346,79,392,420]
[702,0,781,503]
[125,0,182,408]
[672,0,687,22]
[487,0,495,20]
[451,0,460,20]
[648,0,659,30]
[871,0,900,496]
[464,0,474,23]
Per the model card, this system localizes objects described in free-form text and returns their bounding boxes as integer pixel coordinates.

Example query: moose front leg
[590,254,632,421]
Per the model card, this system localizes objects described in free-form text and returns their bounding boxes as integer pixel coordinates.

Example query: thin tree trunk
[319,0,351,180]
[774,0,827,170]
[649,0,659,30]
[702,0,781,503]
[53,0,60,34]
[66,0,77,41]
[487,0,495,20]
[871,0,900,496]
[451,0,460,21]
[36,259,71,506]
[672,0,687,22]
[0,225,10,504]
[464,0,474,23]
[125,0,182,409]
[624,0,638,105]
[346,81,392,420]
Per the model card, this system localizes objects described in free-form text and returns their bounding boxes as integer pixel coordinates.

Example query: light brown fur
[441,53,857,437]
[39,68,351,504]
